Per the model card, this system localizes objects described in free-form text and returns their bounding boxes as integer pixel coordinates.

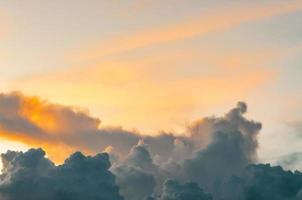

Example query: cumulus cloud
[109,101,264,199]
[0,92,301,199]
[175,102,261,196]
[112,140,157,200]
[1,148,302,200]
[188,102,261,155]
[148,179,212,200]
[0,148,123,200]
[223,164,302,200]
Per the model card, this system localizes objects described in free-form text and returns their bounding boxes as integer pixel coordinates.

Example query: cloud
[277,152,302,171]
[287,120,302,137]
[113,165,155,200]
[1,91,218,165]
[0,148,123,200]
[0,91,103,162]
[0,92,261,168]
[112,141,157,200]
[223,164,302,200]
[109,102,263,199]
[0,97,301,199]
[149,179,212,200]
[1,148,301,200]
[179,102,261,196]
[0,92,261,170]
[0,92,186,163]
[14,61,275,134]
[71,0,302,60]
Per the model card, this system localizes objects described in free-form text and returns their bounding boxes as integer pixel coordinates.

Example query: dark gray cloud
[147,179,212,200]
[183,131,251,194]
[0,93,301,200]
[112,141,157,200]
[188,102,261,157]
[0,148,124,200]
[113,165,155,200]
[223,164,302,200]
[181,102,262,197]
[108,101,265,200]
[1,148,301,200]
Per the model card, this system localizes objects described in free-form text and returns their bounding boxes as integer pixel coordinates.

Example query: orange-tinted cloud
[0,92,190,164]
[70,0,302,61]
[0,92,264,170]
[0,92,101,162]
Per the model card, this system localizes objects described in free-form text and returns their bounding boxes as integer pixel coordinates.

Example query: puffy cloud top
[224,164,302,200]
[180,102,262,196]
[112,141,157,200]
[0,148,123,200]
[0,92,301,200]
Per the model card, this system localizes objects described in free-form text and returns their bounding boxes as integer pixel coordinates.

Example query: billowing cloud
[0,93,260,165]
[109,102,265,200]
[0,148,123,200]
[182,102,262,194]
[112,141,157,200]
[0,92,184,163]
[0,92,301,199]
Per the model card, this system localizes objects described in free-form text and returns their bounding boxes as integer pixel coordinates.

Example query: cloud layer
[0,92,301,199]
[0,92,183,163]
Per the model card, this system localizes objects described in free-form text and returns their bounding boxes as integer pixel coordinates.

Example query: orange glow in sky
[0,0,301,163]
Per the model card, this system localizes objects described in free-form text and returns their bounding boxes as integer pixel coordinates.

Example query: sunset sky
[0,0,302,166]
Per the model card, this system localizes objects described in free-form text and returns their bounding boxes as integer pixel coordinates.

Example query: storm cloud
[0,92,301,199]
[0,148,123,200]
[112,141,157,200]
[182,102,262,195]
[223,164,302,200]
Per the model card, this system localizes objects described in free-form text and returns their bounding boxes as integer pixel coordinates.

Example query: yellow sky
[0,0,302,161]
[10,56,277,133]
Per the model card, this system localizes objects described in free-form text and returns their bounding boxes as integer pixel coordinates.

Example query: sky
[1,1,302,199]
[0,0,302,167]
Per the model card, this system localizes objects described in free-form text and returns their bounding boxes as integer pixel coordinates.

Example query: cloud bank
[0,149,123,200]
[0,92,188,163]
[0,92,301,199]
